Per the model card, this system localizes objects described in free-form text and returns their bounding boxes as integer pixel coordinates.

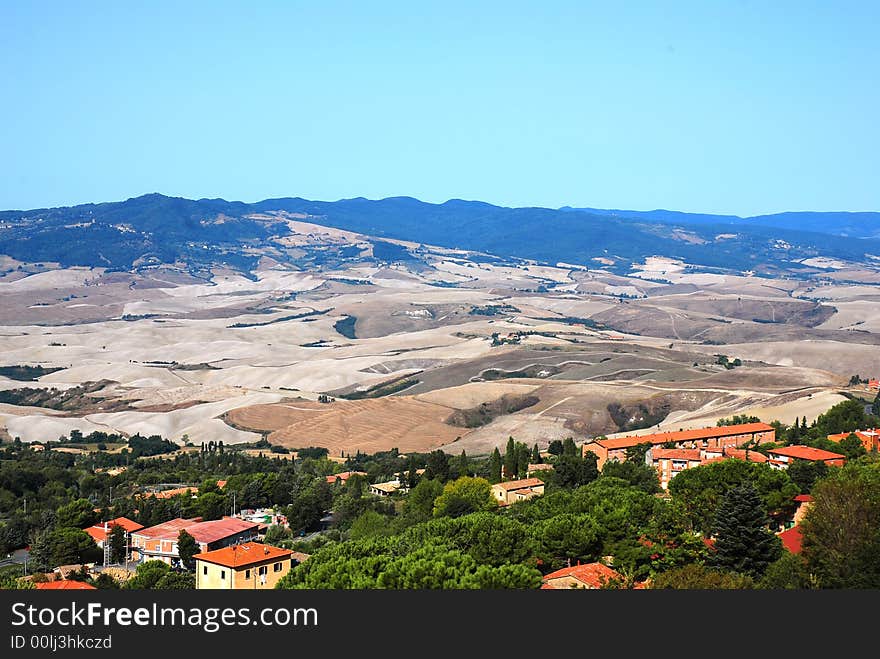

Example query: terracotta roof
[827,429,879,441]
[35,580,97,590]
[194,542,292,569]
[182,518,260,545]
[794,494,814,503]
[131,517,202,539]
[778,525,803,554]
[722,448,768,463]
[326,471,367,484]
[542,563,622,589]
[651,448,702,461]
[767,445,846,462]
[494,477,545,491]
[84,517,144,542]
[595,422,775,450]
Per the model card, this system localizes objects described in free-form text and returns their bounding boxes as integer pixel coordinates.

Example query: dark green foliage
[786,459,828,494]
[425,450,451,482]
[710,482,781,578]
[717,415,761,426]
[56,498,99,529]
[91,572,120,589]
[124,560,195,590]
[650,564,755,589]
[551,453,599,489]
[562,437,578,457]
[488,448,502,483]
[176,529,200,570]
[758,552,814,589]
[531,444,541,464]
[814,399,875,437]
[337,376,419,400]
[800,462,880,588]
[503,437,517,478]
[624,442,652,463]
[602,460,661,494]
[873,390,880,417]
[668,459,798,532]
[838,434,867,460]
[108,524,127,564]
[400,478,444,526]
[547,440,563,456]
[529,513,603,568]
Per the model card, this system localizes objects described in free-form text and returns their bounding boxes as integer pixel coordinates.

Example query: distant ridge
[0,193,877,275]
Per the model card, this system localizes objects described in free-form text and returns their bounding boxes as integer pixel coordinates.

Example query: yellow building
[194,543,293,590]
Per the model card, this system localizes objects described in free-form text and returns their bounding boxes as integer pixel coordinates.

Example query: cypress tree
[531,443,541,463]
[710,481,781,577]
[489,447,502,483]
[503,437,516,479]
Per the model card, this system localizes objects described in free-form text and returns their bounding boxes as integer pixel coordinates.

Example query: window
[220,570,226,580]
[258,566,267,576]
[274,562,283,572]
[203,566,207,575]
[245,569,251,579]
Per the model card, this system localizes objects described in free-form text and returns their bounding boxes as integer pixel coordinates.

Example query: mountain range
[1,193,877,276]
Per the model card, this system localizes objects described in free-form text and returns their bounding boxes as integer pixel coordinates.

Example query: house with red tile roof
[491,478,545,506]
[326,471,367,485]
[194,542,294,590]
[84,517,144,548]
[35,580,97,590]
[541,563,623,589]
[827,428,880,453]
[130,517,259,566]
[766,445,846,469]
[778,525,804,554]
[792,494,813,525]
[583,422,775,469]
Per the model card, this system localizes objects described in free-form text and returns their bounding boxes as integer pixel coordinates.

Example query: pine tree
[562,437,578,457]
[177,530,200,571]
[531,444,541,464]
[503,437,516,479]
[489,448,502,483]
[710,481,781,578]
[108,524,127,563]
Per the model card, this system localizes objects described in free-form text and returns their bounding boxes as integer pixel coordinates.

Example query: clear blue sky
[1,1,877,215]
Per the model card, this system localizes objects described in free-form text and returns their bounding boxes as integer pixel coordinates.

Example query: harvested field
[228,397,463,455]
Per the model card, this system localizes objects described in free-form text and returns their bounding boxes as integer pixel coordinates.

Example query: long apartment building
[130,516,260,566]
[581,422,776,470]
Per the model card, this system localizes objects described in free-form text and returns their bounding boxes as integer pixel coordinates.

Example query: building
[648,449,703,490]
[131,517,259,565]
[541,563,622,589]
[582,422,776,469]
[369,479,402,496]
[194,542,294,590]
[766,445,846,469]
[527,463,554,477]
[792,494,813,526]
[868,379,879,391]
[827,428,880,453]
[325,471,367,485]
[491,478,545,507]
[778,525,804,554]
[35,580,97,590]
[84,517,144,549]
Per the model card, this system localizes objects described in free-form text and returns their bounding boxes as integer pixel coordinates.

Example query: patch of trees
[333,315,357,339]
[607,400,671,433]
[0,364,63,381]
[714,354,742,369]
[717,415,761,426]
[337,375,419,400]
[0,380,125,411]
[446,394,540,428]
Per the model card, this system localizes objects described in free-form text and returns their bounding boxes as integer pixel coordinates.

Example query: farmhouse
[491,477,545,506]
[582,422,776,469]
[194,542,293,590]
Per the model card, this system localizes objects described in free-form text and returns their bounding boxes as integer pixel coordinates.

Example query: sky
[1,1,877,215]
